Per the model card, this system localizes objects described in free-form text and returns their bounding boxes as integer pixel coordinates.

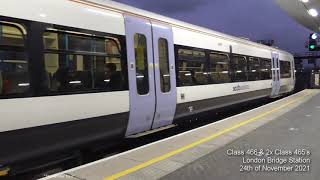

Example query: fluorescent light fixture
[308,9,318,17]
[300,0,309,3]
[18,83,30,87]
[104,79,110,82]
[69,81,81,84]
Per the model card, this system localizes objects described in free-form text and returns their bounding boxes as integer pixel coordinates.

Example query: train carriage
[0,0,295,175]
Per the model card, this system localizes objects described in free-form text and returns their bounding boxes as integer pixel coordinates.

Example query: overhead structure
[275,0,320,32]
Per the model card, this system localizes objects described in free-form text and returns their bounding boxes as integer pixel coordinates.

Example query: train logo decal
[233,85,250,92]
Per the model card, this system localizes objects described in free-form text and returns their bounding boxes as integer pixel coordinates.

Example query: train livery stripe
[174,88,272,120]
[0,91,130,132]
[176,80,273,104]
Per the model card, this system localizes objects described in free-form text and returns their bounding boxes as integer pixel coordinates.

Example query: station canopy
[275,0,320,32]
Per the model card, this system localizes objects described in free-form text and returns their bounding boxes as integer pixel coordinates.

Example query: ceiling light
[308,9,318,17]
[300,0,309,3]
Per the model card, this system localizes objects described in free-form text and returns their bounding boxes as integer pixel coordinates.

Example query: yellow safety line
[104,92,313,180]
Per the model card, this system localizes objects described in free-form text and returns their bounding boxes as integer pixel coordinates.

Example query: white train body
[0,0,295,170]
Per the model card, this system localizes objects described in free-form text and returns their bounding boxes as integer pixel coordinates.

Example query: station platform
[41,89,320,180]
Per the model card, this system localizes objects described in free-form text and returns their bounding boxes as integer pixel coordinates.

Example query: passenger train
[0,0,295,175]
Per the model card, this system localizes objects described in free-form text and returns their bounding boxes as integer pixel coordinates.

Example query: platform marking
[104,92,314,180]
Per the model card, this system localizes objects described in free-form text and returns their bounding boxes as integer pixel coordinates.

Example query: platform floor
[41,89,320,180]
[162,91,320,180]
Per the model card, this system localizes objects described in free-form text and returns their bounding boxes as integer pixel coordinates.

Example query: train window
[260,58,272,80]
[134,33,149,95]
[276,59,280,81]
[280,60,291,78]
[158,38,171,93]
[248,57,261,81]
[209,53,231,84]
[0,22,29,97]
[43,29,125,94]
[177,48,208,86]
[231,55,247,82]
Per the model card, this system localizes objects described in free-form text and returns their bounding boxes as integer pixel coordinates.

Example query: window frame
[175,45,209,87]
[247,57,261,81]
[0,18,31,99]
[208,52,231,84]
[0,21,27,46]
[231,54,248,82]
[41,23,128,96]
[260,58,272,80]
[280,60,291,79]
[43,29,122,58]
[41,26,127,95]
[134,33,150,95]
[0,15,128,99]
[158,38,171,93]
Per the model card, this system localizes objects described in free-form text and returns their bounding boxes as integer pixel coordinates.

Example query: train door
[124,16,177,136]
[292,59,296,88]
[271,52,280,97]
[124,16,156,135]
[151,22,177,129]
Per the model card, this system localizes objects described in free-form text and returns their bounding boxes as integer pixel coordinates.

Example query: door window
[276,59,280,81]
[134,33,149,95]
[158,38,171,93]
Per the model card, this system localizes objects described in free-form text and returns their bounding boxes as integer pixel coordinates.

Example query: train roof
[81,0,293,56]
[1,0,293,57]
